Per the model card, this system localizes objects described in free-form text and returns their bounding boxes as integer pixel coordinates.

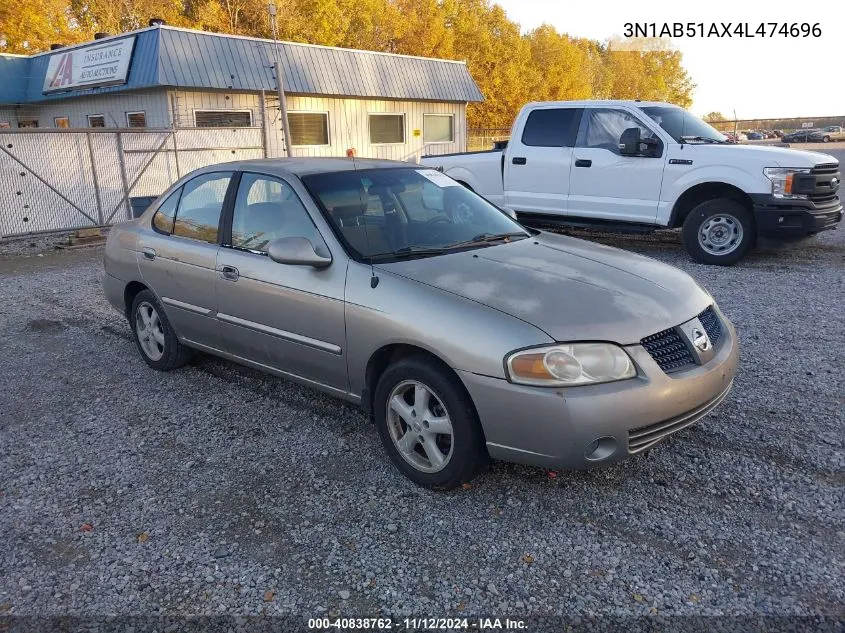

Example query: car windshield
[302,167,529,261]
[640,105,728,144]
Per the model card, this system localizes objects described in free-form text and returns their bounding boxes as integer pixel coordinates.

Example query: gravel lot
[1,225,843,628]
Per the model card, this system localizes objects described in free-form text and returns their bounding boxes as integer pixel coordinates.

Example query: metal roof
[0,55,30,103]
[1,26,483,104]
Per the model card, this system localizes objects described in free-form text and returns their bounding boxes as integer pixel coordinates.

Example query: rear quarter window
[152,189,181,234]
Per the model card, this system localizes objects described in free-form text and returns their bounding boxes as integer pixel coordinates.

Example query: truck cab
[422,101,842,265]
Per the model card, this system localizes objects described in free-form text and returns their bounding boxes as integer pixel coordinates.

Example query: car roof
[193,157,418,179]
[524,100,674,109]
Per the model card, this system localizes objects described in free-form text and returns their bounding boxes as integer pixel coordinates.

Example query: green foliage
[0,0,695,127]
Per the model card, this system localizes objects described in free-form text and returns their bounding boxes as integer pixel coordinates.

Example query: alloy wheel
[386,380,454,473]
[135,301,165,361]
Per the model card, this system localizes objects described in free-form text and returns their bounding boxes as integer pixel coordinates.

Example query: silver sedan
[103,158,739,489]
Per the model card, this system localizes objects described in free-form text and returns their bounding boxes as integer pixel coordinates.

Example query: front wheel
[682,199,755,265]
[373,356,488,489]
[823,136,831,143]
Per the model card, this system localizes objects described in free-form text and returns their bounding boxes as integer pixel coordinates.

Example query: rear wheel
[130,290,192,370]
[823,135,831,143]
[682,198,754,265]
[373,356,487,489]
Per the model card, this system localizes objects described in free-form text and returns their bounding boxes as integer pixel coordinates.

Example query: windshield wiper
[680,135,726,144]
[368,246,447,261]
[447,231,529,249]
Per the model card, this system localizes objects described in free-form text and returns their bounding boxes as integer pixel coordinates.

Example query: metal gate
[0,127,264,238]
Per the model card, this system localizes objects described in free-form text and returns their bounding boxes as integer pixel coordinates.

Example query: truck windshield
[301,168,528,262]
[641,106,728,144]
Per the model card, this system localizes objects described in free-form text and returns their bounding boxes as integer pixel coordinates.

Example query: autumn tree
[703,112,726,122]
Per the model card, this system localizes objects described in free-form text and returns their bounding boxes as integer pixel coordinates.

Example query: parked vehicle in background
[746,132,764,140]
[421,100,843,265]
[773,130,784,138]
[783,129,817,143]
[102,158,740,488]
[808,126,845,143]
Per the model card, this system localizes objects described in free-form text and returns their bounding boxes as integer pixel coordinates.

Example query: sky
[495,0,844,120]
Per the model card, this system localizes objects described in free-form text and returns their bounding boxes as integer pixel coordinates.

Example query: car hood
[691,143,837,167]
[376,232,712,345]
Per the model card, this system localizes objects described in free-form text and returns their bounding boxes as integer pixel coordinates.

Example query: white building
[0,23,484,161]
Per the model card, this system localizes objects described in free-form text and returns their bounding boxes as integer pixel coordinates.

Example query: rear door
[504,106,581,215]
[215,172,348,391]
[568,107,666,224]
[137,171,234,349]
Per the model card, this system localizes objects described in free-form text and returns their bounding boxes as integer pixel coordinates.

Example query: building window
[194,110,252,128]
[88,114,106,128]
[369,113,405,144]
[126,111,146,128]
[288,112,329,146]
[423,114,455,143]
[54,117,70,129]
[18,120,39,128]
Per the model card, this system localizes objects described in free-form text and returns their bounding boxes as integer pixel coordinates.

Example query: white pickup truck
[421,100,842,264]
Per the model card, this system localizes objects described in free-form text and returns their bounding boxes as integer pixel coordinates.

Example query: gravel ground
[0,227,843,629]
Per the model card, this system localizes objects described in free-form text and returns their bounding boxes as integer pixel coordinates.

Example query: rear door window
[171,172,233,244]
[520,108,580,147]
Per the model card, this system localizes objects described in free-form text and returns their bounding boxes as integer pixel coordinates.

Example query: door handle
[220,265,239,281]
[512,157,527,165]
[142,247,156,260]
[575,159,592,168]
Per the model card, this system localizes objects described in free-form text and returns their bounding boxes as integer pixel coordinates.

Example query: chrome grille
[640,328,694,373]
[641,305,723,373]
[698,306,722,346]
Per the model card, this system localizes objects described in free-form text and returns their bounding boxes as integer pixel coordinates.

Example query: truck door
[568,107,666,224]
[504,107,581,215]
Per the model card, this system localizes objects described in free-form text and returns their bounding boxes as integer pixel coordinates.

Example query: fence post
[116,132,132,220]
[172,130,181,181]
[86,131,105,225]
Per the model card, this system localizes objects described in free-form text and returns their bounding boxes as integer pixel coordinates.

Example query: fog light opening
[584,436,617,462]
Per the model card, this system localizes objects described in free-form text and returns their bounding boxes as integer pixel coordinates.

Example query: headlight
[505,343,636,387]
[763,167,810,199]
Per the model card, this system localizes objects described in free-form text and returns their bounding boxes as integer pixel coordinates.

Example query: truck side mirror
[619,127,641,156]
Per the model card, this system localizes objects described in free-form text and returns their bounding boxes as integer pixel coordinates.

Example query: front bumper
[459,307,739,470]
[751,194,842,238]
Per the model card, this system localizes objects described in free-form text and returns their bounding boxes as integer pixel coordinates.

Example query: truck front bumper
[750,194,842,238]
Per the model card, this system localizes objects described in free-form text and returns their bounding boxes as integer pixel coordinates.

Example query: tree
[703,112,726,123]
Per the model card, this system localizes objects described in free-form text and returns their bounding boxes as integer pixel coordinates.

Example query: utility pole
[268,3,292,157]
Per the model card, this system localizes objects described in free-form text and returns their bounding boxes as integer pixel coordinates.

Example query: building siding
[168,90,467,160]
[0,90,171,129]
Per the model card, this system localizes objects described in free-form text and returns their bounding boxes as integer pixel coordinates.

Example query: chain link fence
[467,127,511,152]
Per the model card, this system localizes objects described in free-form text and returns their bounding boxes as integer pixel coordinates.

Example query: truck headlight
[505,343,636,387]
[764,167,810,199]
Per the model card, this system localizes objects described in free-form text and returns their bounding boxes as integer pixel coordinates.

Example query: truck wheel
[822,136,831,143]
[682,199,754,265]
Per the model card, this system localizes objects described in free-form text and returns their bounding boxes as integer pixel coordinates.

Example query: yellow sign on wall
[413,129,421,137]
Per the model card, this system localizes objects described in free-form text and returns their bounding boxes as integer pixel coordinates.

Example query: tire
[130,289,192,371]
[373,355,488,489]
[682,198,755,266]
[823,136,831,143]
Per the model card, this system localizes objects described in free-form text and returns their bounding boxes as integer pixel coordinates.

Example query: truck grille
[640,306,722,373]
[809,163,840,205]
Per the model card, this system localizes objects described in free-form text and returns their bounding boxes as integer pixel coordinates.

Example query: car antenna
[344,110,378,288]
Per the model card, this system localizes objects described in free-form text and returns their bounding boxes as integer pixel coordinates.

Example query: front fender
[663,164,766,205]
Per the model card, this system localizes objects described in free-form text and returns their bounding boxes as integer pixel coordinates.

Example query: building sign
[43,37,135,94]
[802,122,814,128]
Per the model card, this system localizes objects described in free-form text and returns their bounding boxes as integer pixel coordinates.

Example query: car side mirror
[267,237,332,268]
[619,127,641,155]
